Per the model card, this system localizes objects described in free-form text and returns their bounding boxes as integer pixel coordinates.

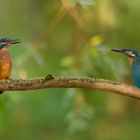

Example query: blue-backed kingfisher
[111,48,140,88]
[0,38,20,93]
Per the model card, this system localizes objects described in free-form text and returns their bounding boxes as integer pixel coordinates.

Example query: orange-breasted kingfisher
[111,48,140,88]
[0,38,20,93]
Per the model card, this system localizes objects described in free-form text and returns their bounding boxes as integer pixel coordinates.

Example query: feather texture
[131,57,140,87]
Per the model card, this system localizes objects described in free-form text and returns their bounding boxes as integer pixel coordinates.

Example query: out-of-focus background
[0,0,140,139]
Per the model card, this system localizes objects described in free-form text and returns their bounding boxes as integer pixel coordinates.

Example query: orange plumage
[0,47,12,79]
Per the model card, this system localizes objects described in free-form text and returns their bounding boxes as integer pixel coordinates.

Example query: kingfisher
[0,38,20,93]
[111,48,140,88]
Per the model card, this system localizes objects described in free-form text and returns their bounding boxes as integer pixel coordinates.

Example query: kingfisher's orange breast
[0,48,12,79]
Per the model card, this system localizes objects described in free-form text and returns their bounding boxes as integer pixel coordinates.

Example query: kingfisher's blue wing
[132,59,140,88]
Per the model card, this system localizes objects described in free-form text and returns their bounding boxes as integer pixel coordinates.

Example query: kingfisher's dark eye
[4,39,9,43]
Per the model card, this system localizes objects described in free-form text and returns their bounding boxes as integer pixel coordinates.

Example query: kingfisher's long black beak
[9,39,20,44]
[111,48,125,53]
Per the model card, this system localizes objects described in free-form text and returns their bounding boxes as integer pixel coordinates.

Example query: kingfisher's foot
[7,78,12,80]
[6,76,13,80]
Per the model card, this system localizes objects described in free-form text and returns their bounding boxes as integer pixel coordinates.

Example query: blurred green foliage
[0,0,140,139]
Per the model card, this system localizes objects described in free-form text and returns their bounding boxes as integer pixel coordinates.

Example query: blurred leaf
[64,90,94,133]
[90,35,104,47]
[61,56,75,67]
[65,100,94,133]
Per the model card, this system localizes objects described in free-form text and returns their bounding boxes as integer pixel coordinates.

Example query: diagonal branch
[0,74,140,100]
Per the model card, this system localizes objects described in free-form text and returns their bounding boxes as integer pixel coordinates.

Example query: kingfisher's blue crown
[0,38,11,43]
[122,48,140,56]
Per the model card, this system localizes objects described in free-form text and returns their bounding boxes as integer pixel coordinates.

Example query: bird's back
[132,58,140,88]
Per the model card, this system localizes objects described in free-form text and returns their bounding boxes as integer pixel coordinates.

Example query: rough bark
[0,74,140,100]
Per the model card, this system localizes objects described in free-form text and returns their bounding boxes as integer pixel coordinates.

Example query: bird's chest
[0,48,11,64]
[0,48,12,79]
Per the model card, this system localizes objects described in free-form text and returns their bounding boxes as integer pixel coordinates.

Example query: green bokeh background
[0,0,140,139]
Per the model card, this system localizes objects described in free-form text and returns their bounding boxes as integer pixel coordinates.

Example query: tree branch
[0,74,140,100]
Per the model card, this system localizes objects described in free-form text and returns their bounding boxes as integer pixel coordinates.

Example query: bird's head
[0,38,20,49]
[111,48,140,64]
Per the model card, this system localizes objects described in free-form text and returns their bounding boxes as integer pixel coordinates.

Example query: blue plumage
[131,57,140,87]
